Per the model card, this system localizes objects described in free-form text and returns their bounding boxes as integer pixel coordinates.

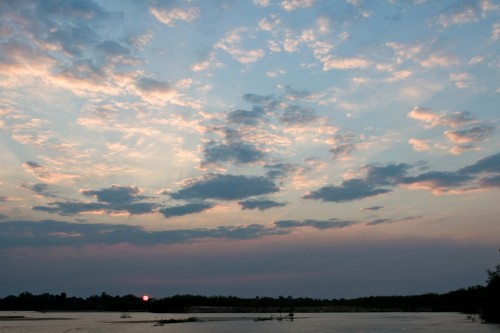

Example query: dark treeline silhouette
[1,265,498,323]
[0,285,497,321]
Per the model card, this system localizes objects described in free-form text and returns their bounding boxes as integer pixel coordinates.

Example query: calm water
[1,311,498,333]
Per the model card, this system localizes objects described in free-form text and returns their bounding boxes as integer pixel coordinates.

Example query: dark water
[1,311,498,332]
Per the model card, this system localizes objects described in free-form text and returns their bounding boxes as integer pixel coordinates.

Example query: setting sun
[142,295,149,302]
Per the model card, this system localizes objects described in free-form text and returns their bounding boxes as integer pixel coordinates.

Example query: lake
[1,311,499,332]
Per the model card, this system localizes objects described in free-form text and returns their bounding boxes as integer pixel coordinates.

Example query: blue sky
[0,0,499,298]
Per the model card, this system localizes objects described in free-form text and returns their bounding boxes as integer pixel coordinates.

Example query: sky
[0,0,499,299]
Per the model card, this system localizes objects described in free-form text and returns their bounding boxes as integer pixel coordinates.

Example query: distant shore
[1,283,498,323]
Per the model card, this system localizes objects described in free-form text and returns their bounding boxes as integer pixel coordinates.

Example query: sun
[142,295,149,302]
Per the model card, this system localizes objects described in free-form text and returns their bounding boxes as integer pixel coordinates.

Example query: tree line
[0,264,498,323]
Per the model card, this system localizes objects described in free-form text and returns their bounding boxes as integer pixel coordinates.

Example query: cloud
[328,132,364,159]
[304,152,500,201]
[202,141,265,165]
[303,163,412,203]
[215,28,265,64]
[321,56,370,71]
[408,107,493,155]
[258,14,281,32]
[170,174,280,201]
[361,206,384,212]
[159,202,215,218]
[400,171,474,193]
[303,179,391,203]
[134,77,178,104]
[81,185,146,204]
[399,152,500,193]
[281,0,315,11]
[22,161,79,184]
[492,22,500,41]
[409,138,431,152]
[279,105,318,126]
[0,0,121,92]
[264,163,300,180]
[366,216,421,226]
[408,107,474,128]
[21,183,56,198]
[458,152,500,174]
[365,163,412,186]
[433,3,479,28]
[274,218,354,229]
[444,125,495,144]
[366,218,392,226]
[33,200,158,216]
[479,175,500,188]
[0,220,289,248]
[419,53,458,68]
[95,40,130,58]
[242,93,281,108]
[52,59,122,95]
[238,199,287,211]
[0,41,55,77]
[227,108,265,126]
[149,6,200,27]
[253,0,271,7]
[23,161,43,170]
[449,72,473,89]
[33,185,157,216]
[33,201,109,216]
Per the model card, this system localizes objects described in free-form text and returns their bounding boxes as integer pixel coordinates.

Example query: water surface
[1,311,498,332]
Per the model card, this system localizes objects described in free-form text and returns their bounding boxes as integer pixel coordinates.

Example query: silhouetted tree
[481,263,500,323]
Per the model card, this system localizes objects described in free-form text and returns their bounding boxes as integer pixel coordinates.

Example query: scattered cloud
[215,28,265,64]
[280,105,318,126]
[170,174,280,201]
[458,152,500,174]
[227,108,265,126]
[21,183,56,198]
[33,185,157,216]
[202,141,265,166]
[409,138,431,152]
[22,161,79,184]
[365,163,412,186]
[281,0,315,12]
[366,216,421,226]
[253,0,271,7]
[303,179,391,203]
[81,185,147,204]
[444,125,495,144]
[433,3,479,28]
[274,218,354,229]
[149,6,200,27]
[328,132,364,159]
[134,77,178,104]
[492,22,500,41]
[159,202,215,218]
[408,107,493,155]
[238,199,287,211]
[264,163,300,180]
[361,206,384,212]
[0,220,288,248]
[401,171,474,193]
[366,218,392,226]
[321,56,370,71]
[304,151,500,200]
[449,72,473,89]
